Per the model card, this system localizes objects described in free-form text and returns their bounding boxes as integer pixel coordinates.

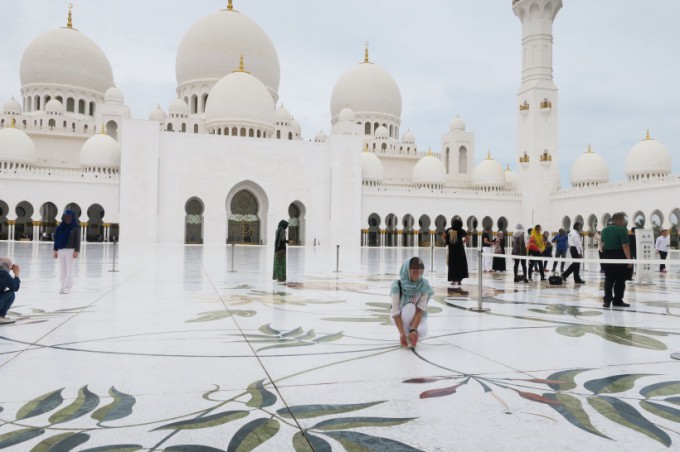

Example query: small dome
[375,125,388,139]
[505,165,518,187]
[176,8,280,100]
[401,129,415,144]
[338,107,356,122]
[625,132,672,178]
[571,145,609,185]
[450,116,466,131]
[413,155,447,184]
[168,98,189,116]
[104,85,124,104]
[0,126,38,164]
[274,105,292,123]
[291,118,301,136]
[472,154,505,187]
[362,151,384,181]
[205,70,275,131]
[331,58,402,120]
[20,27,113,95]
[149,105,168,122]
[3,97,22,115]
[314,130,327,142]
[80,132,121,168]
[45,99,65,114]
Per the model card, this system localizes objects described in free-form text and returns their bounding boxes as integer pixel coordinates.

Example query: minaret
[513,0,563,229]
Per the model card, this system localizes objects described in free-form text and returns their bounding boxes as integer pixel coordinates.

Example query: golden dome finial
[227,0,233,11]
[506,164,510,171]
[364,41,369,63]
[587,143,592,153]
[645,129,651,141]
[234,53,250,73]
[67,3,73,29]
[487,151,491,160]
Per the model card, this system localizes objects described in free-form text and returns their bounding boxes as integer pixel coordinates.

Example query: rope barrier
[478,252,674,266]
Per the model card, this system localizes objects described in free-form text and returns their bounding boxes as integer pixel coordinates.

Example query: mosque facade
[0,0,678,248]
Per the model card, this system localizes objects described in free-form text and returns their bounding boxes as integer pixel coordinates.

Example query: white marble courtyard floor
[0,242,679,451]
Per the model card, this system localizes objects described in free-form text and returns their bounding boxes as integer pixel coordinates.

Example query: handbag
[548,272,563,285]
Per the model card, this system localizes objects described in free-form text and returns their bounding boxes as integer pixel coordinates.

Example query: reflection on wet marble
[0,242,679,451]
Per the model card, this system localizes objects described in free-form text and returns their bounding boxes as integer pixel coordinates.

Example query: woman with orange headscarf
[527,224,546,281]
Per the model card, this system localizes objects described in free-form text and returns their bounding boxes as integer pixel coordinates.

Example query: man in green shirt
[600,212,632,308]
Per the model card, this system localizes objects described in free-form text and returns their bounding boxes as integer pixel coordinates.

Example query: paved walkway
[0,242,678,451]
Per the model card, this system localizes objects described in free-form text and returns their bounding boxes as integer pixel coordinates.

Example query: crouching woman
[390,257,434,348]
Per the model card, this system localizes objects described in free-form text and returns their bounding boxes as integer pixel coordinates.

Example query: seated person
[390,257,434,348]
[0,257,21,324]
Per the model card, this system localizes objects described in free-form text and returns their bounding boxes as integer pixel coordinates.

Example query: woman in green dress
[273,220,289,282]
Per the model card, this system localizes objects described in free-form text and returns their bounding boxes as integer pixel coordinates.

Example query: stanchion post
[470,248,490,312]
[228,243,237,273]
[430,241,435,272]
[108,241,119,273]
[334,245,340,273]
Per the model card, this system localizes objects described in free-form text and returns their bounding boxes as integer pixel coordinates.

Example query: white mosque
[0,0,678,249]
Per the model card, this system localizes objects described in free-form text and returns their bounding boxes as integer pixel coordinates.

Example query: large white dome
[625,133,672,178]
[176,7,280,100]
[0,126,38,165]
[20,27,113,95]
[80,133,121,168]
[204,70,275,132]
[472,154,505,187]
[362,151,384,181]
[330,58,402,120]
[413,155,447,184]
[571,145,609,185]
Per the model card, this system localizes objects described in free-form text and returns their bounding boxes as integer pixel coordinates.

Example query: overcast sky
[1,0,679,184]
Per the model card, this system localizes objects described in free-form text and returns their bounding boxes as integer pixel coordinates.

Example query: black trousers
[602,249,627,304]
[552,250,567,272]
[528,250,544,279]
[562,247,581,280]
[659,251,668,271]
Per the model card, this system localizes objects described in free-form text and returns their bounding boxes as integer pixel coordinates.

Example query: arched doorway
[15,201,34,240]
[227,190,261,245]
[402,214,415,247]
[588,214,598,233]
[434,215,447,247]
[601,213,611,229]
[467,216,478,247]
[40,202,58,240]
[650,210,663,234]
[87,204,105,241]
[65,203,82,220]
[633,211,645,228]
[418,215,431,247]
[185,197,204,244]
[106,120,119,140]
[562,216,571,230]
[288,202,305,246]
[367,213,381,247]
[0,200,8,240]
[385,213,398,247]
[670,209,680,248]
